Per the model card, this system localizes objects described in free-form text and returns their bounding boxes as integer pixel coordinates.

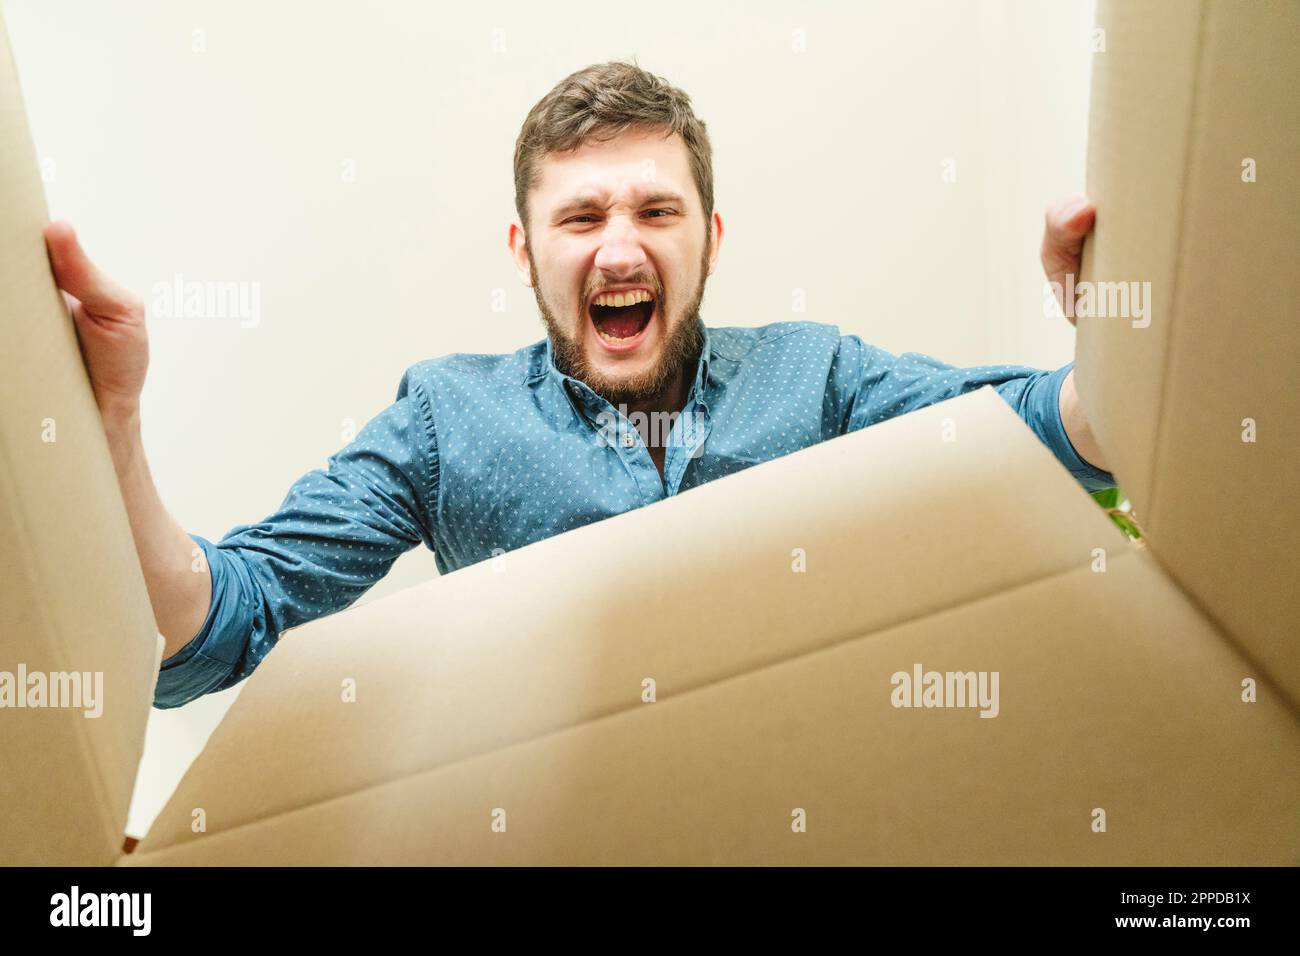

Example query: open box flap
[0,12,159,865]
[126,502,1300,864]
[1076,0,1300,705]
[134,387,1134,857]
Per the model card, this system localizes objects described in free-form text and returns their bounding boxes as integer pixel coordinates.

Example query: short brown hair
[513,60,715,234]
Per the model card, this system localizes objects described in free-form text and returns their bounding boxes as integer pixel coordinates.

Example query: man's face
[510,127,722,406]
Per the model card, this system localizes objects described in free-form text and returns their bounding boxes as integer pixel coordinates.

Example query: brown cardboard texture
[0,17,161,866]
[1,1,1297,866]
[123,389,1300,865]
[1075,0,1300,707]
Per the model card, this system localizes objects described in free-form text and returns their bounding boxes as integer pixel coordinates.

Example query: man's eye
[563,210,673,225]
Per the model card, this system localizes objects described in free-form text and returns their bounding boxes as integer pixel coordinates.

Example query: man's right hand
[44,222,212,657]
[44,221,149,420]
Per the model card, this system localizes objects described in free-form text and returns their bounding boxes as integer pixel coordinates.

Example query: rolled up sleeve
[996,361,1115,492]
[153,534,256,709]
[153,363,440,709]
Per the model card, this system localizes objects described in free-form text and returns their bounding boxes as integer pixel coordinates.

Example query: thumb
[44,221,141,320]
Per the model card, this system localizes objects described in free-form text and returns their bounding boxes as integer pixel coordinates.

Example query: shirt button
[620,432,636,448]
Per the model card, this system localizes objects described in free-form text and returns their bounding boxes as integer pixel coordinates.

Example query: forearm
[1057,369,1109,473]
[102,404,212,661]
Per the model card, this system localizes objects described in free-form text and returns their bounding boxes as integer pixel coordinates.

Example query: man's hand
[1041,196,1096,325]
[44,221,149,421]
[1039,196,1109,475]
[43,222,213,657]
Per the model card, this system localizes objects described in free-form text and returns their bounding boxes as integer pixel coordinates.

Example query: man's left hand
[1041,196,1096,326]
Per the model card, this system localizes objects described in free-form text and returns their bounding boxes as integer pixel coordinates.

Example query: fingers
[1041,197,1095,329]
[44,221,143,320]
[1041,196,1096,287]
[1044,196,1096,249]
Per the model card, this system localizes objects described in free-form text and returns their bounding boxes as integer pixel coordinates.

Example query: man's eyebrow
[551,190,687,219]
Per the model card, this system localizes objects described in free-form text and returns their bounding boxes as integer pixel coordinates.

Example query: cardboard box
[0,14,162,866]
[1074,0,1300,710]
[2,0,1297,865]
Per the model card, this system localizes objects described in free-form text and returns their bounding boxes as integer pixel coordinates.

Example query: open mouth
[589,290,655,349]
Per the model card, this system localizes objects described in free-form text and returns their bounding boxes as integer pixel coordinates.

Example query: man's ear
[507,222,533,287]
[705,211,724,277]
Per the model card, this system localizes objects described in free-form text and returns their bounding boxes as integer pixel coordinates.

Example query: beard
[528,248,708,406]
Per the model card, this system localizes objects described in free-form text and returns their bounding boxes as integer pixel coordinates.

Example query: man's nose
[592,216,647,276]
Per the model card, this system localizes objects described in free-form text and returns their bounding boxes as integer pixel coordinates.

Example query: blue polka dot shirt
[154,320,1113,708]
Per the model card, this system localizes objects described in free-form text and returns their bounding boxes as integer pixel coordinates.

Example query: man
[44,61,1112,710]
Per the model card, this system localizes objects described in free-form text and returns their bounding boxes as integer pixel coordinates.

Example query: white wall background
[3,0,1097,838]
